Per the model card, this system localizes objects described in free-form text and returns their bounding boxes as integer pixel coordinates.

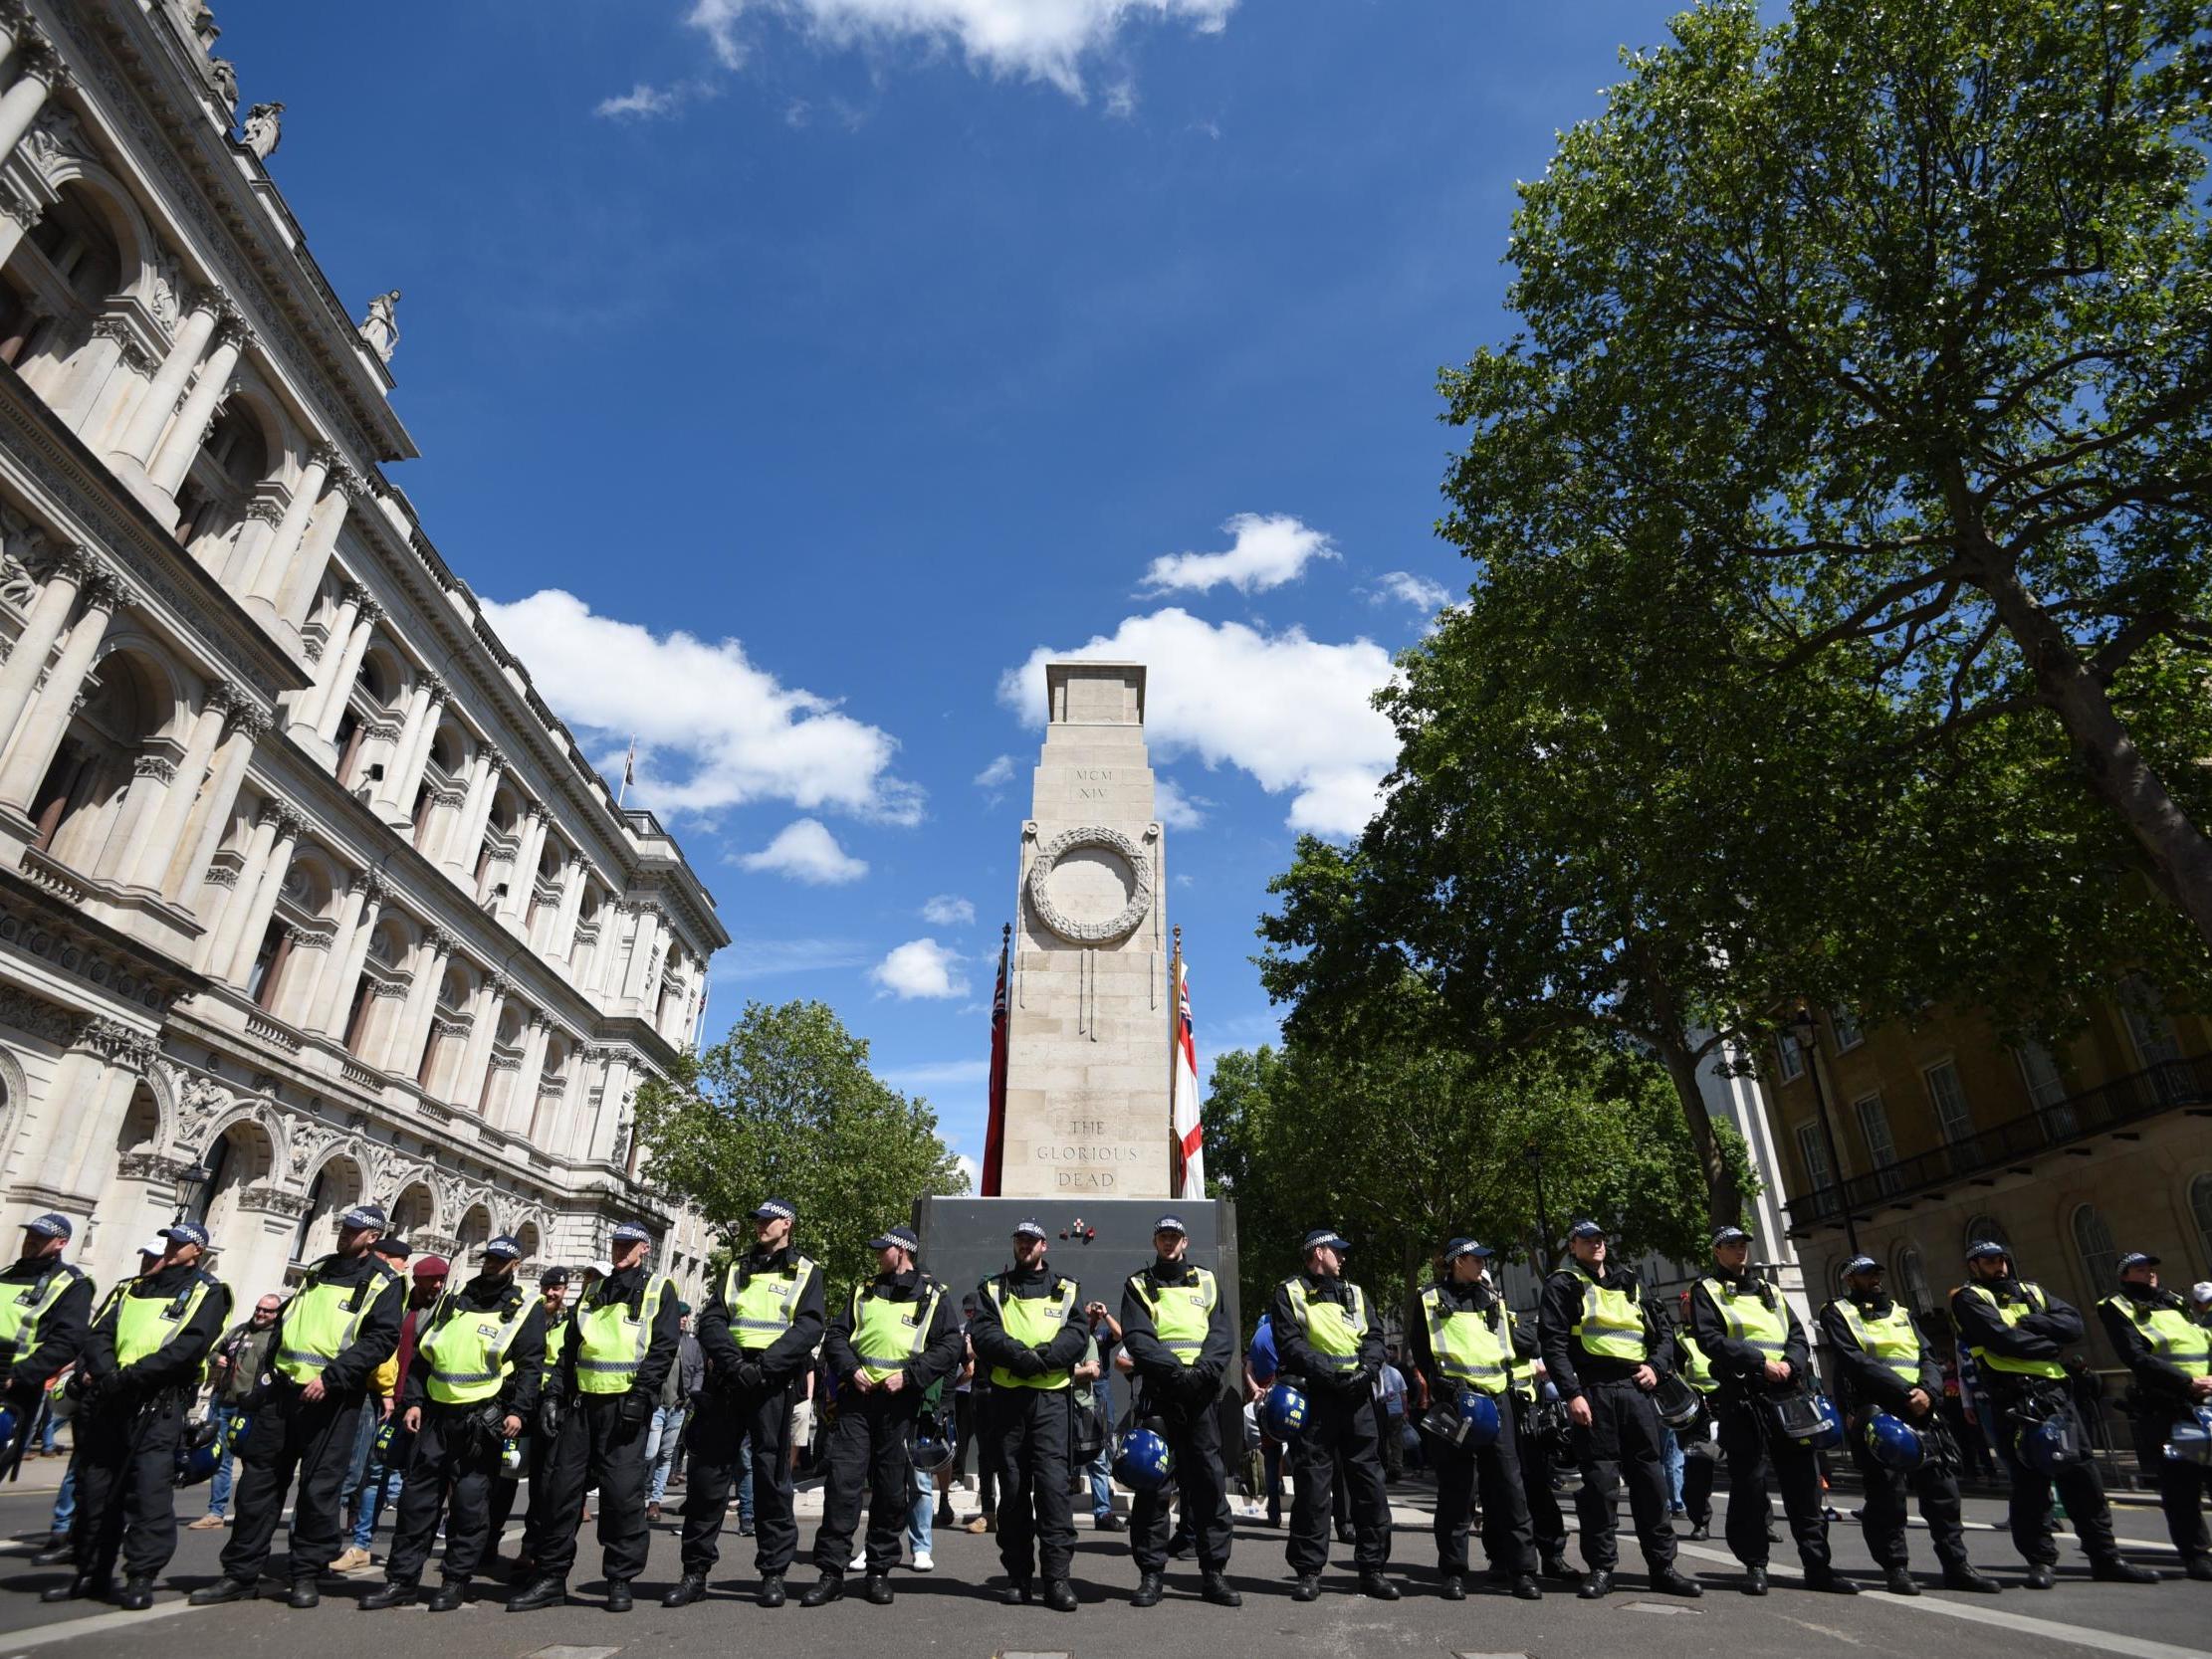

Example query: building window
[246,923,289,1010]
[1894,1243,1934,1315]
[2072,1205,2120,1300]
[1774,1033,1804,1083]
[1964,1214,2010,1256]
[1854,1093,1900,1192]
[292,1169,326,1263]
[1796,1122,1834,1197]
[2121,977,2184,1069]
[1831,1007,1865,1051]
[1924,1060,1973,1140]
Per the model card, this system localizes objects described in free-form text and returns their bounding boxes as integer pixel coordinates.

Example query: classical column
[0,2,35,67]
[222,802,302,987]
[119,681,232,892]
[198,796,278,973]
[111,291,220,468]
[450,974,506,1113]
[618,905,664,1003]
[309,595,379,744]
[231,441,332,594]
[507,1014,551,1135]
[587,1049,633,1163]
[498,805,548,927]
[275,472,357,631]
[550,855,587,963]
[0,41,66,168]
[36,1016,154,1198]
[0,566,122,812]
[288,579,361,736]
[284,869,358,1030]
[0,544,91,755]
[145,312,252,497]
[165,702,267,905]
[383,928,454,1077]
[314,869,385,1037]
[446,745,503,881]
[377,671,446,819]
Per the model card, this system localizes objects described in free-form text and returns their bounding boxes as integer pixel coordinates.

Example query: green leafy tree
[633,999,968,1296]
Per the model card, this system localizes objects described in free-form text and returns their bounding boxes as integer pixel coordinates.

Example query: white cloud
[922,895,976,926]
[871,937,971,1000]
[954,1152,980,1192]
[595,83,682,118]
[1001,608,1400,837]
[711,935,871,981]
[974,754,1015,788]
[1104,79,1137,118]
[738,818,869,885]
[1138,513,1337,596]
[684,0,1234,99]
[1155,776,1209,830]
[881,1058,991,1089]
[481,590,920,823]
[1371,570,1451,612]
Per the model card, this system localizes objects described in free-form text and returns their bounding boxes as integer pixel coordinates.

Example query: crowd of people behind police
[1,1189,2207,1617]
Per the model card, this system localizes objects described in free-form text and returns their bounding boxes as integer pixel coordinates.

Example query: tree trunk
[1659,1037,1741,1230]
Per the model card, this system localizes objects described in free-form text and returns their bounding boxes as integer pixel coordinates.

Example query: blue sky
[222,0,1677,1177]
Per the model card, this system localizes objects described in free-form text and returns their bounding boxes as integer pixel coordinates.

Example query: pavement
[0,1471,2205,1659]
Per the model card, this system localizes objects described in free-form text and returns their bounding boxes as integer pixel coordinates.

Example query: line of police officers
[4,1196,2208,1614]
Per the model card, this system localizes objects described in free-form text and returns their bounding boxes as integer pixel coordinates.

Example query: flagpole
[1170,925,1184,1199]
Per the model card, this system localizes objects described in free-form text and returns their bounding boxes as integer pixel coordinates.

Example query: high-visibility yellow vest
[1954,1282,2066,1379]
[574,1276,672,1395]
[1675,1332,1718,1393]
[1836,1299,1922,1384]
[1701,1277,1789,1361]
[1420,1286,1512,1395]
[113,1274,220,1368]
[274,1261,399,1384]
[1132,1266,1218,1365]
[723,1255,818,1351]
[986,1277,1077,1390]
[0,1265,83,1366]
[1282,1278,1368,1374]
[850,1279,943,1384]
[2101,1295,2212,1372]
[1570,1270,1646,1361]
[420,1288,534,1405]
[542,1311,569,1382]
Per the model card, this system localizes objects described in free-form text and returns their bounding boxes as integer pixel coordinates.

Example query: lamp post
[1790,1004,1859,1255]
[1522,1140,1555,1276]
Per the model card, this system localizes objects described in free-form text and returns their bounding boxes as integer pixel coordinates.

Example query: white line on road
[0,1597,201,1653]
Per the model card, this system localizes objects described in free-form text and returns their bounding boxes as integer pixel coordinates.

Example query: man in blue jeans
[194,1292,282,1529]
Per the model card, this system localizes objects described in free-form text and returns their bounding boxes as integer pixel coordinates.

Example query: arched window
[2072,1205,2120,1300]
[1893,1243,1934,1315]
[1963,1215,2010,1257]
[2190,1174,2212,1276]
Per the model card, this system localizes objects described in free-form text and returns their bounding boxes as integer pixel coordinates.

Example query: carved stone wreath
[1025,825,1153,944]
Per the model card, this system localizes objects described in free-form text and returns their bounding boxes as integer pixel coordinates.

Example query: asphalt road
[0,1472,2205,1659]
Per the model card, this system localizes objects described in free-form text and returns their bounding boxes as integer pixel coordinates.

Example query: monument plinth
[1000,662,1171,1199]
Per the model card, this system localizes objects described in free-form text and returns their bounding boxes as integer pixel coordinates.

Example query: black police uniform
[2096,1283,2212,1571]
[1507,1316,1571,1573]
[1268,1270,1392,1581]
[69,1263,230,1588]
[1119,1255,1236,1581]
[1536,1259,1680,1581]
[0,1252,92,1413]
[969,1258,1089,1593]
[1949,1273,2133,1574]
[1668,1329,1721,1536]
[381,1275,547,1594]
[1819,1291,1976,1580]
[485,1291,566,1557]
[682,1243,825,1585]
[1409,1274,1537,1585]
[221,1251,403,1591]
[526,1266,679,1589]
[810,1267,964,1583]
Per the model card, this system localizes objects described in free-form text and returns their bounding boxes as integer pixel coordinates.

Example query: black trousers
[812,1389,918,1574]
[1134,1395,1232,1574]
[1713,1396,1830,1570]
[221,1385,364,1585]
[1682,1434,1719,1529]
[1511,1395,1567,1561]
[1432,1396,1537,1578]
[1848,1426,1969,1571]
[681,1378,797,1575]
[71,1389,187,1581]
[1287,1383,1390,1575]
[527,1394,650,1583]
[385,1405,502,1584]
[2130,1414,2211,1561]
[1570,1378,1677,1574]
[486,1426,553,1552]
[1992,1391,2118,1566]
[991,1385,1075,1584]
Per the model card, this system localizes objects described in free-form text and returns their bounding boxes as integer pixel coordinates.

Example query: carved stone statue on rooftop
[208,58,238,112]
[358,289,400,363]
[243,101,282,159]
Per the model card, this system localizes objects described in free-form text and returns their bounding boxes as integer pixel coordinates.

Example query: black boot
[1202,1570,1241,1607]
[30,1543,74,1566]
[1438,1571,1465,1600]
[863,1572,893,1605]
[1577,1567,1614,1599]
[1882,1565,1919,1596]
[287,1581,321,1609]
[1687,1523,1709,1542]
[1510,1573,1542,1600]
[189,1575,259,1605]
[1043,1578,1077,1612]
[1290,1574,1321,1601]
[360,1579,419,1610]
[799,1571,843,1607]
[1942,1566,2002,1593]
[2025,1563,2057,1590]
[1540,1554,1575,1582]
[1359,1570,1400,1600]
[507,1573,567,1611]
[663,1574,706,1608]
[605,1579,633,1612]
[426,1581,467,1612]
[40,1574,109,1603]
[2185,1556,2212,1582]
[758,1571,786,1607]
[2091,1558,2159,1585]
[1742,1565,1769,1596]
[117,1576,155,1611]
[1653,1567,1702,1598]
[1131,1570,1165,1607]
[1001,1579,1032,1605]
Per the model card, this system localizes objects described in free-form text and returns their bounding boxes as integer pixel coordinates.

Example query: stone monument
[999,662,1172,1198]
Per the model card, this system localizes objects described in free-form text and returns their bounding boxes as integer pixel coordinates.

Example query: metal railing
[1786,1053,2211,1229]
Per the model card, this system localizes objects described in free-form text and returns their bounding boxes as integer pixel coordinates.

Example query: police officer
[195,1202,403,1609]
[1669,1295,1722,1543]
[1538,1218,1699,1600]
[364,1235,546,1611]
[1411,1239,1540,1600]
[1507,1340,1573,1580]
[1949,1239,2156,1587]
[1689,1225,1852,1595]
[802,1223,963,1608]
[1820,1255,1999,1595]
[46,1222,228,1609]
[0,1213,92,1450]
[667,1196,823,1609]
[513,1222,678,1613]
[488,1266,569,1573]
[1270,1227,1395,1601]
[970,1218,1087,1611]
[2096,1250,2212,1581]
[1119,1213,1238,1608]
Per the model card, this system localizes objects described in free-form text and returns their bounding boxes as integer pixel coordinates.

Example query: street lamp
[1789,1004,1859,1255]
[1522,1140,1555,1276]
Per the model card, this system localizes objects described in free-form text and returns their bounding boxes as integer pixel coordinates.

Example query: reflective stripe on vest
[0,1266,80,1366]
[542,1315,569,1381]
[1702,1278,1789,1361]
[1572,1272,1645,1361]
[987,1277,1077,1389]
[275,1263,398,1383]
[114,1277,215,1368]
[574,1277,671,1394]
[1957,1282,2066,1379]
[2101,1296,2212,1372]
[852,1280,943,1383]
[1133,1266,1218,1364]
[724,1255,817,1350]
[1284,1278,1367,1371]
[420,1291,533,1404]
[1836,1299,1922,1384]
[1420,1286,1511,1394]
[1676,1332,1718,1394]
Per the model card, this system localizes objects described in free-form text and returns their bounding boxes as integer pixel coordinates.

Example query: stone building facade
[0,0,728,1305]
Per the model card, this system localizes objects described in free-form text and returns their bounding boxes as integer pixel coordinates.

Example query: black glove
[537,1395,565,1442]
[618,1390,651,1428]
[1182,1366,1217,1402]
[737,1361,765,1393]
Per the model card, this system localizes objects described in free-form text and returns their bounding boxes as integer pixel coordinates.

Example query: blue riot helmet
[2017,1410,2083,1476]
[911,1411,958,1476]
[1262,1380,1310,1443]
[1112,1425,1176,1491]
[2165,1405,2212,1466]
[1863,1410,1925,1471]
[1458,1389,1501,1449]
[174,1416,224,1486]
